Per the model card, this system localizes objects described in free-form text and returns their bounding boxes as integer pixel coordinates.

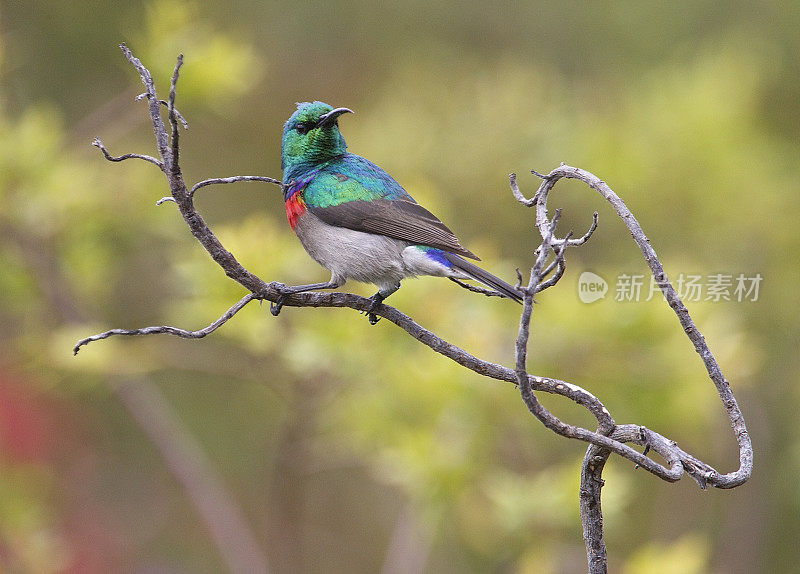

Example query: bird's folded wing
[308,198,480,260]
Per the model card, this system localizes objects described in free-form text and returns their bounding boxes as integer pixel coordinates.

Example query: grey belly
[293,212,410,288]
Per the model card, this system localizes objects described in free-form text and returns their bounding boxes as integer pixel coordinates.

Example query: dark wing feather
[309,198,480,260]
[444,253,522,303]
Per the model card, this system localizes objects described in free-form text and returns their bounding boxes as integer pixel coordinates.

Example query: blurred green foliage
[0,1,797,572]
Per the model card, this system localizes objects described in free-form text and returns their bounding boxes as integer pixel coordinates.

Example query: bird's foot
[270,295,286,316]
[364,293,385,325]
[269,282,288,316]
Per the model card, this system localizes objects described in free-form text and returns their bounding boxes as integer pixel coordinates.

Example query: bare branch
[569,211,599,246]
[514,268,524,289]
[117,45,269,296]
[513,216,630,467]
[533,233,572,294]
[78,50,752,574]
[538,246,563,281]
[190,176,283,197]
[521,165,753,488]
[581,443,610,574]
[509,172,536,207]
[136,93,189,129]
[92,137,163,169]
[119,43,175,174]
[168,54,183,174]
[84,45,749,489]
[74,293,257,355]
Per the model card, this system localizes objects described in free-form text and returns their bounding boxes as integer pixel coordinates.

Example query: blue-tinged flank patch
[416,246,454,268]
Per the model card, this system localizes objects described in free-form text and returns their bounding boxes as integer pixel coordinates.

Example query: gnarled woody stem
[522,166,752,488]
[81,45,750,488]
[76,45,752,574]
[511,168,752,572]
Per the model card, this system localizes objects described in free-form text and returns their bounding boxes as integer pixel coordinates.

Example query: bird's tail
[444,253,523,303]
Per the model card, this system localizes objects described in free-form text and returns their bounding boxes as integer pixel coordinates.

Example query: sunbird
[278,101,522,323]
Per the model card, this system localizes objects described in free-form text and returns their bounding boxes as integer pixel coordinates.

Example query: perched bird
[276,101,522,323]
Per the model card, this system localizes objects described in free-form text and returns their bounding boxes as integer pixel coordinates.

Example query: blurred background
[1,1,798,572]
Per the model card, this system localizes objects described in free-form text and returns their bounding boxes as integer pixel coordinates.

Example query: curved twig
[190,176,283,197]
[74,293,257,355]
[92,137,163,169]
[136,93,189,129]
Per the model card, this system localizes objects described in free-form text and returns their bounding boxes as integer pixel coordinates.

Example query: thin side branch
[534,231,573,294]
[538,245,564,280]
[190,176,283,197]
[92,137,163,169]
[509,172,536,207]
[136,93,189,129]
[74,293,257,355]
[569,211,599,246]
[513,216,626,463]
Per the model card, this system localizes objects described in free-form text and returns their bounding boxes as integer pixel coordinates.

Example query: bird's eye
[296,122,310,134]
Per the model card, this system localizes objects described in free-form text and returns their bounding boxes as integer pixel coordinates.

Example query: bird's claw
[270,294,286,316]
[270,282,289,316]
[365,294,385,325]
[359,308,381,324]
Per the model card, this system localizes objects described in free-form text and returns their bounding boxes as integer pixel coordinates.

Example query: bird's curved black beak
[315,107,353,129]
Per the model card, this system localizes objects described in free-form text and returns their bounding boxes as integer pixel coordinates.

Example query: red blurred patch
[0,368,127,571]
[0,374,60,463]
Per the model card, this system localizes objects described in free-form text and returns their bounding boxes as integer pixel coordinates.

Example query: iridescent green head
[281,101,352,178]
